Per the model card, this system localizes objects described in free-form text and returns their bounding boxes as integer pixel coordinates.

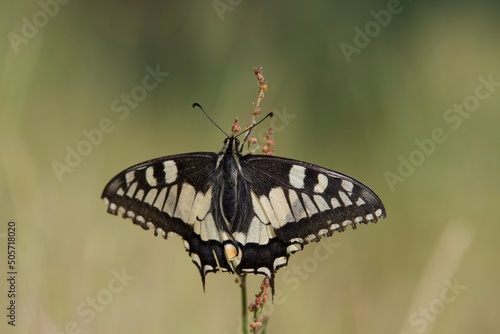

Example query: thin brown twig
[243,67,269,153]
[239,67,273,334]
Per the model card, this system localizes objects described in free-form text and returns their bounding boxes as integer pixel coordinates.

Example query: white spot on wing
[200,213,219,241]
[145,166,157,186]
[289,165,306,189]
[116,188,125,196]
[305,234,316,242]
[221,232,231,241]
[153,187,168,211]
[366,213,374,221]
[163,160,178,184]
[318,229,329,236]
[156,227,166,237]
[135,189,145,201]
[265,224,277,239]
[126,182,137,198]
[330,223,340,230]
[314,173,328,193]
[301,193,319,216]
[331,197,341,209]
[286,243,302,254]
[257,267,272,278]
[251,192,268,224]
[173,183,197,222]
[342,220,352,227]
[338,191,352,206]
[246,216,262,244]
[259,195,280,229]
[341,180,354,193]
[193,220,201,235]
[313,195,330,212]
[356,197,366,206]
[196,187,212,220]
[289,237,303,244]
[289,189,307,221]
[144,188,158,205]
[258,222,270,245]
[203,265,214,274]
[375,208,383,217]
[269,187,294,228]
[163,184,177,216]
[191,253,202,269]
[125,171,135,185]
[187,191,205,225]
[234,232,246,244]
[273,256,287,270]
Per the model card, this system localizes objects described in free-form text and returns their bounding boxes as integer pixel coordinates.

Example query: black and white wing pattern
[102,137,386,294]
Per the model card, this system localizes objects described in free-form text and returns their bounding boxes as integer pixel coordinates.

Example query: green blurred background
[1,1,499,333]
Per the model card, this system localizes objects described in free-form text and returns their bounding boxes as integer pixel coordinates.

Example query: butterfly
[102,111,386,294]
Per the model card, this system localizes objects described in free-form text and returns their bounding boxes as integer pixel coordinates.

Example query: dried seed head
[231,118,241,135]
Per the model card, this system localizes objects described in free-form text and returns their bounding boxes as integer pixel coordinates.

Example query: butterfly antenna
[237,112,273,152]
[192,103,229,138]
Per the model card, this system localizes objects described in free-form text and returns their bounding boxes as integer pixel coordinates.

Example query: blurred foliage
[1,1,499,333]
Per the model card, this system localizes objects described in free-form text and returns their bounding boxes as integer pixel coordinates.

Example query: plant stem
[241,274,248,334]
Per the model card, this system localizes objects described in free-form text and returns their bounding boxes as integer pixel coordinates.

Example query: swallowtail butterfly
[102,115,386,294]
